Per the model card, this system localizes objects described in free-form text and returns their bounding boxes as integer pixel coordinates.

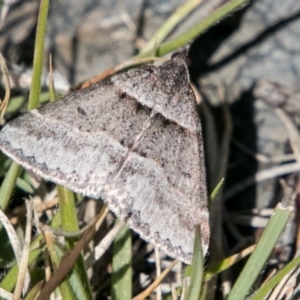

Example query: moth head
[171,51,191,67]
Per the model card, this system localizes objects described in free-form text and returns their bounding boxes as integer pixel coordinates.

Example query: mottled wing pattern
[0,53,209,263]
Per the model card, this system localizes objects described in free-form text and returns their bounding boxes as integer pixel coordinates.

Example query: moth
[0,52,209,264]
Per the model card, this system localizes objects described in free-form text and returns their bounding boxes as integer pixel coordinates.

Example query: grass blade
[138,0,249,58]
[111,222,132,300]
[55,185,93,300]
[184,225,204,300]
[139,0,203,55]
[0,161,21,210]
[252,254,300,299]
[228,203,293,300]
[28,0,49,110]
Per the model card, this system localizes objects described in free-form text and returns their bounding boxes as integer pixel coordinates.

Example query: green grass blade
[252,254,300,299]
[139,0,202,55]
[56,185,93,300]
[205,245,255,281]
[0,161,21,210]
[56,186,79,233]
[210,178,224,202]
[5,92,55,115]
[16,177,34,194]
[111,221,132,300]
[138,0,249,58]
[28,0,49,110]
[184,225,204,300]
[228,203,293,300]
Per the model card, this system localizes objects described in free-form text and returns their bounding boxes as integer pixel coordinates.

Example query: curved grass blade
[138,0,249,58]
[139,0,203,55]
